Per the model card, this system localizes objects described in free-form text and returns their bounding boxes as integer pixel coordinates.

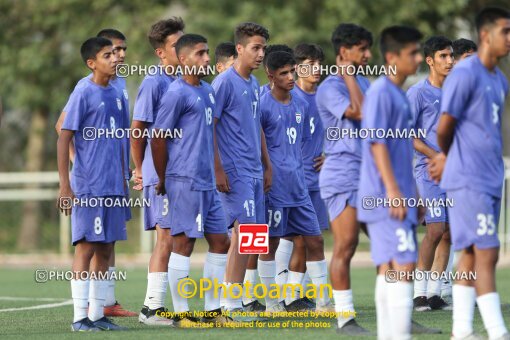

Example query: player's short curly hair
[234,22,269,46]
[148,17,185,49]
[331,23,373,54]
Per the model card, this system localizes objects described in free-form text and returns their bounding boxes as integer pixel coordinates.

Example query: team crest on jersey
[209,93,215,104]
[296,112,302,123]
[123,89,129,100]
[116,98,122,111]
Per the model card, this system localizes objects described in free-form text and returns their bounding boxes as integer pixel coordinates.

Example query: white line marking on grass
[0,296,67,302]
[0,299,72,312]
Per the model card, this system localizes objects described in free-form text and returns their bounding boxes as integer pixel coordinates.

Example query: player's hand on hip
[132,168,143,191]
[313,155,325,172]
[215,166,230,193]
[263,165,273,193]
[427,152,446,184]
[155,180,166,196]
[57,186,75,216]
[387,188,407,221]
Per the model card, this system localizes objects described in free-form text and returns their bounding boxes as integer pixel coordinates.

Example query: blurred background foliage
[0,0,509,252]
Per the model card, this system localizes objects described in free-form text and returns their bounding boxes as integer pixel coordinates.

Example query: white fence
[0,160,509,255]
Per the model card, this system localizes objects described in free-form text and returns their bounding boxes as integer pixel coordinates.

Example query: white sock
[258,259,278,308]
[477,292,508,339]
[168,252,190,313]
[413,269,428,298]
[104,266,116,307]
[302,270,312,294]
[375,275,391,340]
[71,279,89,322]
[144,272,168,310]
[452,284,476,338]
[204,252,227,311]
[285,271,304,305]
[387,281,413,340]
[333,289,355,328]
[427,277,442,298]
[275,239,293,290]
[243,269,258,304]
[224,283,243,310]
[88,279,107,322]
[220,280,227,309]
[306,260,330,307]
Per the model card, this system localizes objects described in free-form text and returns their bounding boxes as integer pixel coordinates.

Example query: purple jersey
[62,78,126,196]
[261,92,311,207]
[357,76,417,224]
[110,77,130,180]
[212,67,262,179]
[153,78,216,190]
[133,72,176,186]
[260,83,271,97]
[440,55,508,198]
[295,85,324,190]
[316,75,370,197]
[64,75,130,180]
[406,78,441,177]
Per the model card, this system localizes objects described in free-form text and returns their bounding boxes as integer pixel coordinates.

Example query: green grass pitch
[1,267,509,339]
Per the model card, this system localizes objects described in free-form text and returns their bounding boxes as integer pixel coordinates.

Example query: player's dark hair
[175,34,207,56]
[452,38,477,59]
[234,22,269,46]
[293,43,324,64]
[475,7,510,33]
[266,51,296,72]
[215,42,236,63]
[380,25,423,62]
[263,44,293,67]
[148,17,185,49]
[80,37,112,63]
[331,23,373,54]
[96,28,126,41]
[423,36,452,58]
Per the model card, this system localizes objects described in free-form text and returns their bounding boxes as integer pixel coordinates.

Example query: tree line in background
[0,0,508,250]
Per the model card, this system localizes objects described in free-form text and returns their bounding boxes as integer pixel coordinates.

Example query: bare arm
[130,120,148,190]
[437,114,457,155]
[261,129,272,193]
[343,74,364,121]
[371,143,406,221]
[57,129,75,215]
[413,138,438,159]
[214,117,230,192]
[151,134,168,195]
[55,111,75,162]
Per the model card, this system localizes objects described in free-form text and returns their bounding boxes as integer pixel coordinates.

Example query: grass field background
[1,267,510,339]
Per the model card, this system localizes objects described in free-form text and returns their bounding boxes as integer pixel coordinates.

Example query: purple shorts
[323,191,357,222]
[447,188,501,251]
[266,197,321,237]
[157,178,228,238]
[142,184,164,231]
[367,217,417,266]
[416,175,449,224]
[219,171,265,225]
[309,190,329,230]
[71,196,127,245]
